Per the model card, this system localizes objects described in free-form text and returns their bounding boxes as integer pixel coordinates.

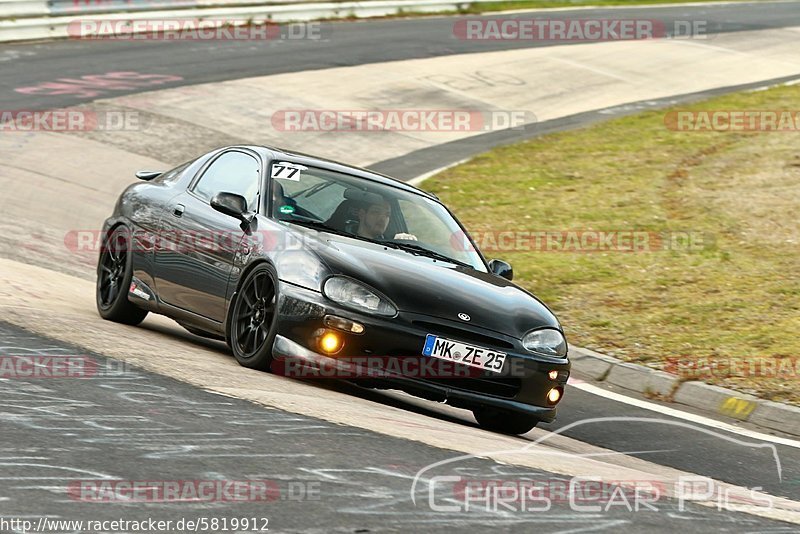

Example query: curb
[570,347,800,438]
[750,402,800,437]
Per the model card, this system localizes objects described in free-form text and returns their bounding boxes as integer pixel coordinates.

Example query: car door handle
[172,204,185,217]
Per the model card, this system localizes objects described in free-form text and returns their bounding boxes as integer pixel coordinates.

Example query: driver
[357,197,417,241]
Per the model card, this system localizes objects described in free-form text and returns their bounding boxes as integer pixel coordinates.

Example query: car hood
[300,229,560,339]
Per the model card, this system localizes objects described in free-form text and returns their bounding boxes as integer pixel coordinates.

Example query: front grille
[411,321,515,350]
[378,350,522,399]
[419,376,522,399]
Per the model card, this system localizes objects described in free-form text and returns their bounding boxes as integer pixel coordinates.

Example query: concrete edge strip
[387,73,800,438]
[571,350,800,438]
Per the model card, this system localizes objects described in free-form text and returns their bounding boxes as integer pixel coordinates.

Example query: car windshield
[269,161,487,272]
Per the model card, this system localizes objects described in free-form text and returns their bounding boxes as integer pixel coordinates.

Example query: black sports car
[96,145,570,435]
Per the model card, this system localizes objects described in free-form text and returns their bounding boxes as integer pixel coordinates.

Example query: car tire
[96,226,148,326]
[228,263,279,370]
[472,407,540,435]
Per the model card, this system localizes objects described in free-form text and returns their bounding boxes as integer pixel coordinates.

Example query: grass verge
[425,84,800,404]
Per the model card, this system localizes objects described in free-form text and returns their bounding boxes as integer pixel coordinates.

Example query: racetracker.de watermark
[0,355,131,378]
[0,517,270,534]
[271,109,535,132]
[453,18,712,41]
[0,355,96,378]
[665,110,800,132]
[66,229,281,254]
[451,230,711,253]
[67,229,387,256]
[0,110,142,132]
[67,480,320,502]
[67,20,326,41]
[63,229,711,256]
[272,355,526,379]
[664,356,800,379]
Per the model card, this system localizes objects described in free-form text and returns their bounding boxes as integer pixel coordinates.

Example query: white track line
[568,379,800,449]
[408,158,470,187]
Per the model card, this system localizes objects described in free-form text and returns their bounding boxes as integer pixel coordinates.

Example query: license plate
[422,334,506,373]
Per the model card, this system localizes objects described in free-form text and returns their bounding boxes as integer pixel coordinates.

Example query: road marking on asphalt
[568,380,800,449]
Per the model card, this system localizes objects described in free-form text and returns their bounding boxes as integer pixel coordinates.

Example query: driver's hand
[393,233,418,241]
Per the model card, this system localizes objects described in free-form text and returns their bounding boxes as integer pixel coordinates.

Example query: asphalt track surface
[2,1,800,531]
[1,1,800,111]
[0,322,797,533]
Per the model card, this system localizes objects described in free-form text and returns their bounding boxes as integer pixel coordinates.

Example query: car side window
[192,151,261,211]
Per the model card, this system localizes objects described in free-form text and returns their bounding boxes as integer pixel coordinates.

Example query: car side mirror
[488,259,513,281]
[211,192,254,227]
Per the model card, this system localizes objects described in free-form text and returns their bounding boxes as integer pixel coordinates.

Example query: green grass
[425,84,800,404]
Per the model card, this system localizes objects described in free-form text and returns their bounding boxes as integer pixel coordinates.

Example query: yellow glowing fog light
[319,331,343,354]
[548,370,559,381]
[547,387,563,405]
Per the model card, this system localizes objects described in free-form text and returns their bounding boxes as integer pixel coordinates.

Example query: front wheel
[228,264,279,370]
[472,407,540,435]
[96,226,148,326]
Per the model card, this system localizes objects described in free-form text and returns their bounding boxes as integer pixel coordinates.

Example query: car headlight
[323,276,397,317]
[522,328,567,357]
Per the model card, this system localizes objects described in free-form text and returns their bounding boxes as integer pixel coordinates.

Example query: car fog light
[324,315,365,334]
[319,332,343,354]
[547,387,563,405]
[548,370,559,381]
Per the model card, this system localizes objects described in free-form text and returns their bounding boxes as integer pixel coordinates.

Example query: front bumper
[272,282,570,422]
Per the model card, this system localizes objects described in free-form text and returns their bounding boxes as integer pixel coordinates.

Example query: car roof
[241,145,439,202]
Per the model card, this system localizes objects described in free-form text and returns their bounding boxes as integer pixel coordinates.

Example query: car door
[128,162,192,300]
[154,149,263,322]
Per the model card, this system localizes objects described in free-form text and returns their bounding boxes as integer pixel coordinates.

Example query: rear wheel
[229,264,279,370]
[472,407,540,435]
[96,226,148,326]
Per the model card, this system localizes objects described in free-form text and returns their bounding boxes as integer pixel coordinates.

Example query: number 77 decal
[271,161,307,181]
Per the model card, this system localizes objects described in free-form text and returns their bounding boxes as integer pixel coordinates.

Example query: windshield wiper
[389,242,474,269]
[293,181,332,199]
